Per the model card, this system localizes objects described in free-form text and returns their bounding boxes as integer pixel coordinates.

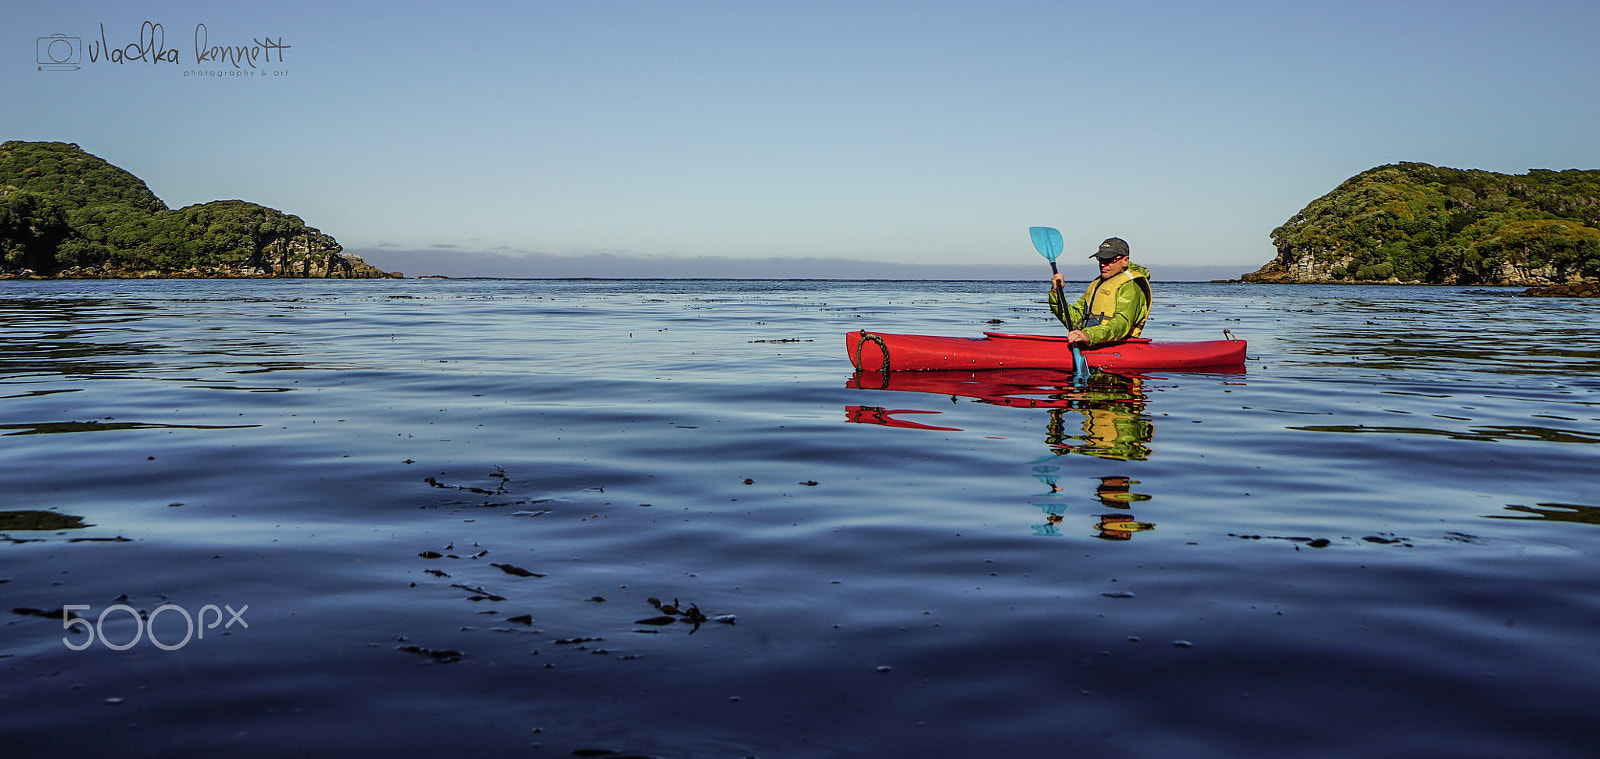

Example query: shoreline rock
[1242,252,1590,287]
[1522,282,1599,297]
[0,257,402,280]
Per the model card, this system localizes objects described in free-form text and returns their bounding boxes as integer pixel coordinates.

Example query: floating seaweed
[11,606,83,620]
[451,583,506,602]
[491,562,544,578]
[0,510,92,531]
[1229,533,1407,549]
[397,644,463,663]
[422,466,521,506]
[638,597,733,632]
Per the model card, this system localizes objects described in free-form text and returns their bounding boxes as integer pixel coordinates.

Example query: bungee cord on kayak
[854,330,891,376]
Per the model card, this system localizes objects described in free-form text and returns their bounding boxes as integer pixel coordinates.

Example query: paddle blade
[1029,226,1064,262]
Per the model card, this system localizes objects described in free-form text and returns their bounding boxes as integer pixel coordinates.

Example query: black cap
[1092,238,1129,261]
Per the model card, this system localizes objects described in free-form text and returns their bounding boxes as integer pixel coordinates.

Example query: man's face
[1099,254,1129,277]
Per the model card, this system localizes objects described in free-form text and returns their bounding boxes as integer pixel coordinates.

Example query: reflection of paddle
[1029,226,1087,383]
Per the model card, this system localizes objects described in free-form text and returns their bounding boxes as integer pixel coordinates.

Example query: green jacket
[1048,263,1152,345]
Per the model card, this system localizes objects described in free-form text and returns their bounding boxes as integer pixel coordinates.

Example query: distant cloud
[352,248,1255,282]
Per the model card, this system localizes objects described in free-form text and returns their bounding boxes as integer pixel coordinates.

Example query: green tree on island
[0,191,72,271]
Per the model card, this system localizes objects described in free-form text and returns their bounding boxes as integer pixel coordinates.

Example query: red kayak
[847,330,1246,372]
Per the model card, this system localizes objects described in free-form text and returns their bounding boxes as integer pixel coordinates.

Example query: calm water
[1,278,1597,757]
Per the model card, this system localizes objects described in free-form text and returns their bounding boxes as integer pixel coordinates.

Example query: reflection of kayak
[847,330,1245,372]
[847,367,1153,410]
[845,367,1158,460]
[844,405,961,431]
[848,368,1108,408]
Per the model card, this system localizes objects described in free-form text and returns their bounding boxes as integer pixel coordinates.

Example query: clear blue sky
[7,0,1598,276]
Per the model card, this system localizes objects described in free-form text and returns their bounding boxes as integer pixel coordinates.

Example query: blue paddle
[1029,226,1087,383]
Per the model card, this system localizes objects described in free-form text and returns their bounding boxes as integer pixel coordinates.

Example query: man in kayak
[1048,237,1153,347]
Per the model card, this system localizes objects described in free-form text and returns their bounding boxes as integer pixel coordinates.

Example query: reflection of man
[1025,467,1159,540]
[1094,476,1154,539]
[1095,513,1154,541]
[1095,476,1152,507]
[1044,376,1152,461]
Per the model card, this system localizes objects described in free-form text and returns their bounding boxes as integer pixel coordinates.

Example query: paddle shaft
[1049,261,1088,379]
[1029,226,1086,381]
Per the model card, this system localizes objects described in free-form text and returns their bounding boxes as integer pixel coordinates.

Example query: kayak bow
[847,330,1245,373]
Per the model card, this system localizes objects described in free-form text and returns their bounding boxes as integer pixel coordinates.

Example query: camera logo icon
[38,34,81,71]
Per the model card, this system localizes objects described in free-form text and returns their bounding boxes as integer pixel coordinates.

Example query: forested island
[1244,162,1599,287]
[0,141,397,279]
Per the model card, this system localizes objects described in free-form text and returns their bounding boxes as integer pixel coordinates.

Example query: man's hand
[1067,329,1090,346]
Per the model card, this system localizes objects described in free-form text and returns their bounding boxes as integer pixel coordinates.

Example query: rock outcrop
[1523,282,1599,297]
[1244,162,1599,285]
[35,250,398,280]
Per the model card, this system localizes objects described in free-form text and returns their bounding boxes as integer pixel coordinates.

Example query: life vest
[1080,268,1152,339]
